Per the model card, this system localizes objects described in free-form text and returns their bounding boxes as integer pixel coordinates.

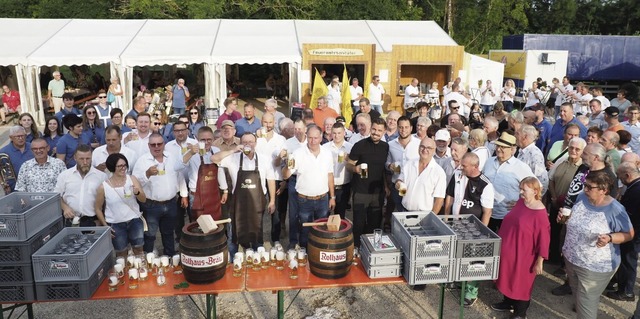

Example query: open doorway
[311,63,365,88]
[397,64,452,94]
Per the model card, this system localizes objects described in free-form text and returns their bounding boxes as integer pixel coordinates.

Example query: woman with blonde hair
[492,176,550,319]
[500,79,516,112]
[108,76,124,109]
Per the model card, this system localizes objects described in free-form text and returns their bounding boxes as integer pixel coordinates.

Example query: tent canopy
[367,20,458,52]
[0,19,71,66]
[28,19,146,66]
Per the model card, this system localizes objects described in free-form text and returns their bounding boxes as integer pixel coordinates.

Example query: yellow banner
[489,51,527,80]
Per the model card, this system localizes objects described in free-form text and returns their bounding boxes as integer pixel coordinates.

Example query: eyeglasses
[173,128,188,132]
[148,143,163,148]
[31,147,47,152]
[179,121,189,125]
[98,96,107,99]
[86,111,96,115]
[190,112,198,115]
[199,138,213,143]
[583,184,601,191]
[11,135,26,139]
[116,164,128,169]
[419,145,435,151]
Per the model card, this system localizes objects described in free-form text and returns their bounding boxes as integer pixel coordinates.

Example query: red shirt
[2,91,20,112]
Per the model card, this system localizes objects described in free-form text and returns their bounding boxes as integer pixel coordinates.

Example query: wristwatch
[330,196,336,200]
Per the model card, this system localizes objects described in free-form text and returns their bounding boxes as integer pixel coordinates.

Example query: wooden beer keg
[180,222,228,284]
[307,218,354,279]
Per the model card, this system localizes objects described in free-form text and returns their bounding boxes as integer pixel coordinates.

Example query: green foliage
[0,0,637,54]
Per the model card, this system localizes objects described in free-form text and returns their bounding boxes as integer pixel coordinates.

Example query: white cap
[435,129,451,141]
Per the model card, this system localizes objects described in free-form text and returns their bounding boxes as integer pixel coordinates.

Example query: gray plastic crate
[361,255,402,279]
[0,282,35,302]
[32,227,113,282]
[0,193,61,241]
[0,218,63,265]
[402,255,455,285]
[360,234,402,266]
[392,212,456,261]
[438,215,501,258]
[0,263,33,283]
[454,256,500,281]
[35,255,112,301]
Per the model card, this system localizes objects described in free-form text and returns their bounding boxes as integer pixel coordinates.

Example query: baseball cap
[604,106,619,117]
[221,120,235,128]
[435,129,451,141]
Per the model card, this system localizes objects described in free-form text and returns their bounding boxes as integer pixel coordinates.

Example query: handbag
[107,91,115,104]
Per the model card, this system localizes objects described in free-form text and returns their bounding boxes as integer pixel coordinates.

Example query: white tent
[366,20,458,52]
[462,52,505,104]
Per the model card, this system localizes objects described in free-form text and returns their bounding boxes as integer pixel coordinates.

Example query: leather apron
[191,152,222,220]
[231,154,265,247]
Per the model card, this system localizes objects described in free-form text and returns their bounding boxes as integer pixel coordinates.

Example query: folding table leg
[205,294,217,319]
[277,290,284,319]
[459,282,466,319]
[438,284,445,319]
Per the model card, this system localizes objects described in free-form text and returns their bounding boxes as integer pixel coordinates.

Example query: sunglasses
[98,96,107,98]
[190,112,198,115]
[153,122,161,126]
[116,164,128,169]
[451,107,459,110]
[148,143,163,148]
[179,121,189,125]
[154,113,162,117]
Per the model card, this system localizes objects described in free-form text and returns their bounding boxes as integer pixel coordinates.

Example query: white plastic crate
[439,215,501,258]
[402,255,455,285]
[361,256,402,279]
[359,234,402,266]
[32,227,113,282]
[392,212,456,261]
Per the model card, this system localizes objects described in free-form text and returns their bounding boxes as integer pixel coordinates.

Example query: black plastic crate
[0,218,63,265]
[0,263,33,283]
[0,193,61,241]
[35,255,112,301]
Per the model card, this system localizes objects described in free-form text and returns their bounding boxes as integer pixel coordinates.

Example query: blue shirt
[55,108,81,124]
[482,156,535,219]
[80,126,106,147]
[549,117,587,151]
[172,86,189,109]
[235,117,262,137]
[0,142,34,191]
[384,130,399,142]
[126,109,140,120]
[534,119,553,154]
[44,135,61,156]
[188,121,205,139]
[56,134,81,168]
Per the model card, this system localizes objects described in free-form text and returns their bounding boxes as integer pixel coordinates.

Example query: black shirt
[564,164,618,208]
[446,173,492,219]
[620,178,640,231]
[349,137,389,194]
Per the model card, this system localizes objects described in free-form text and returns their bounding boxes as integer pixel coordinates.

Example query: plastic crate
[361,256,402,279]
[0,192,61,241]
[402,255,455,285]
[0,218,63,265]
[359,234,402,266]
[454,256,500,281]
[32,227,113,282]
[438,215,501,258]
[0,282,35,302]
[391,212,456,261]
[0,263,33,283]
[35,255,112,301]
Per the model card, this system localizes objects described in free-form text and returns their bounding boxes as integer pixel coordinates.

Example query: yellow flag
[341,64,353,127]
[309,68,328,110]
[363,64,372,99]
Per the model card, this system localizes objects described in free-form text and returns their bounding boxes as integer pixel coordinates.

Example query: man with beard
[56,144,107,227]
[235,103,262,136]
[93,125,137,174]
[15,138,66,193]
[386,116,420,216]
[434,129,452,168]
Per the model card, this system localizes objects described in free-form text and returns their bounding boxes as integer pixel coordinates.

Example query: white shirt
[386,136,421,183]
[444,92,470,116]
[218,152,275,194]
[472,146,491,170]
[596,95,611,108]
[525,89,541,107]
[480,86,496,105]
[122,129,151,158]
[575,93,593,115]
[555,84,574,106]
[291,146,334,196]
[500,87,516,102]
[404,84,419,108]
[185,146,222,191]
[55,166,107,217]
[256,132,286,181]
[92,144,138,174]
[327,84,342,115]
[166,137,198,190]
[349,85,363,106]
[132,152,187,201]
[322,140,353,185]
[399,159,447,211]
[368,83,385,104]
[434,147,452,168]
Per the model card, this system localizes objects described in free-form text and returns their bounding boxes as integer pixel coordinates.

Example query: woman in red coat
[492,176,550,319]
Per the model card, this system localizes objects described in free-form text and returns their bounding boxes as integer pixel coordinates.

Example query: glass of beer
[269,248,277,266]
[289,259,299,279]
[128,268,139,289]
[139,265,149,281]
[297,247,307,266]
[398,182,407,196]
[160,255,170,272]
[373,229,383,249]
[198,141,206,156]
[108,270,119,292]
[338,151,345,163]
[232,257,243,277]
[252,254,261,270]
[360,163,368,179]
[181,143,188,155]
[559,207,571,224]
[172,254,182,274]
[156,162,165,176]
[156,268,166,286]
[287,154,295,169]
[393,161,401,174]
[261,251,270,269]
[243,145,252,156]
[275,251,285,270]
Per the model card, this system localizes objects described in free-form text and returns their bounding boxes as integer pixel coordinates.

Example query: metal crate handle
[422,263,442,275]
[423,239,443,252]
[467,260,487,272]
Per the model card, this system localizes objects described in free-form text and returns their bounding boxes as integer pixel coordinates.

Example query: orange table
[245,258,405,319]
[91,266,244,319]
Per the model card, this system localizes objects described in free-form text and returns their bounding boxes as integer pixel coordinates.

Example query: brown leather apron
[231,154,265,247]
[191,152,222,220]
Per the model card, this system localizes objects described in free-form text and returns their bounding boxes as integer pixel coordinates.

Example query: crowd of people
[1,73,639,319]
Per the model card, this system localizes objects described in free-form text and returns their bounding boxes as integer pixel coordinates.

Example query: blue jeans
[287,176,300,249]
[142,198,177,256]
[172,107,185,116]
[481,104,493,114]
[616,236,640,295]
[297,194,329,248]
[503,101,514,112]
[109,218,144,253]
[390,186,406,213]
[371,103,383,115]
